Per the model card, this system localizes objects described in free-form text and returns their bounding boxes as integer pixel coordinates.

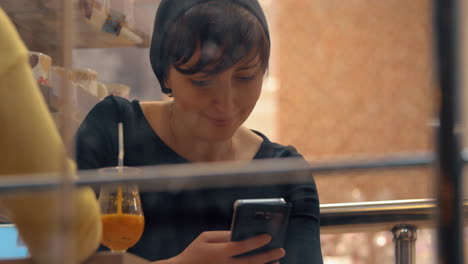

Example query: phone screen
[0,224,28,259]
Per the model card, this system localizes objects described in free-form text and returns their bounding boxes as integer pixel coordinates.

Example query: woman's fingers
[233,248,285,264]
[199,231,272,257]
[198,231,232,243]
[224,233,272,256]
[176,231,282,264]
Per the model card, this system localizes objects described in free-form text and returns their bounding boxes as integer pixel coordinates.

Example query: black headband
[149,0,270,94]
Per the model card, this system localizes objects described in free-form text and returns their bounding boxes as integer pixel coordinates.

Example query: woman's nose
[212,81,235,115]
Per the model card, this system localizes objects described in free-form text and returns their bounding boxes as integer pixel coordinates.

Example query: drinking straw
[117,122,124,214]
[118,122,124,171]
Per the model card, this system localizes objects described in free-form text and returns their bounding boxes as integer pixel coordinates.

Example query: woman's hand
[166,231,285,264]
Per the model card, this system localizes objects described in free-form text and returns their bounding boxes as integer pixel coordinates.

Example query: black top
[76,96,323,264]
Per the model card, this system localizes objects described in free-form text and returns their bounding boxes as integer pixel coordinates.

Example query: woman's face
[167,52,264,142]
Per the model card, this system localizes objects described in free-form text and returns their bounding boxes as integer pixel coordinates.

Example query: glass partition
[1,0,464,264]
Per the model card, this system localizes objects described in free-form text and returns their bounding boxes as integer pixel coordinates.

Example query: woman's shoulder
[77,96,144,138]
[84,95,142,123]
[251,130,303,159]
[88,96,139,119]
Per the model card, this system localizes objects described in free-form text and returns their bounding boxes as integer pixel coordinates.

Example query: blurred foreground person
[0,8,101,264]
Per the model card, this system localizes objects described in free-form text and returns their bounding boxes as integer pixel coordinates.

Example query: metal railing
[320,199,468,264]
[0,151,462,193]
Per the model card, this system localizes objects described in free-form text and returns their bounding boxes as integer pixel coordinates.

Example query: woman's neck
[140,101,262,163]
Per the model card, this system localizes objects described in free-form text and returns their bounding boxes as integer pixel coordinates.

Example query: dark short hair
[159,1,270,94]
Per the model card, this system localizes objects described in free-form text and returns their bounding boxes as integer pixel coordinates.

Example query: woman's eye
[191,79,212,86]
[236,75,257,81]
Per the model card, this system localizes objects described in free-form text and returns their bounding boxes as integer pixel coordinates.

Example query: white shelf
[74,4,150,48]
[0,0,150,49]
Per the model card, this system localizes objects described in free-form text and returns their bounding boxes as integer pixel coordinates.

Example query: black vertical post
[433,0,465,263]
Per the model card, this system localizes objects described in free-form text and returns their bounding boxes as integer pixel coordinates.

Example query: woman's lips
[205,115,233,127]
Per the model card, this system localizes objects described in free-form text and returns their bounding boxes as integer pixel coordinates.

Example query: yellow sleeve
[0,8,101,264]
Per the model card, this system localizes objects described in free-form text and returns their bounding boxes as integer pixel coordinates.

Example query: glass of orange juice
[98,167,144,253]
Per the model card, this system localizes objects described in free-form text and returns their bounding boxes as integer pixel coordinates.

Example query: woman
[76,0,323,263]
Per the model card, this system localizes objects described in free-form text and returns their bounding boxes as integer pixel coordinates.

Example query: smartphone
[230,198,291,258]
